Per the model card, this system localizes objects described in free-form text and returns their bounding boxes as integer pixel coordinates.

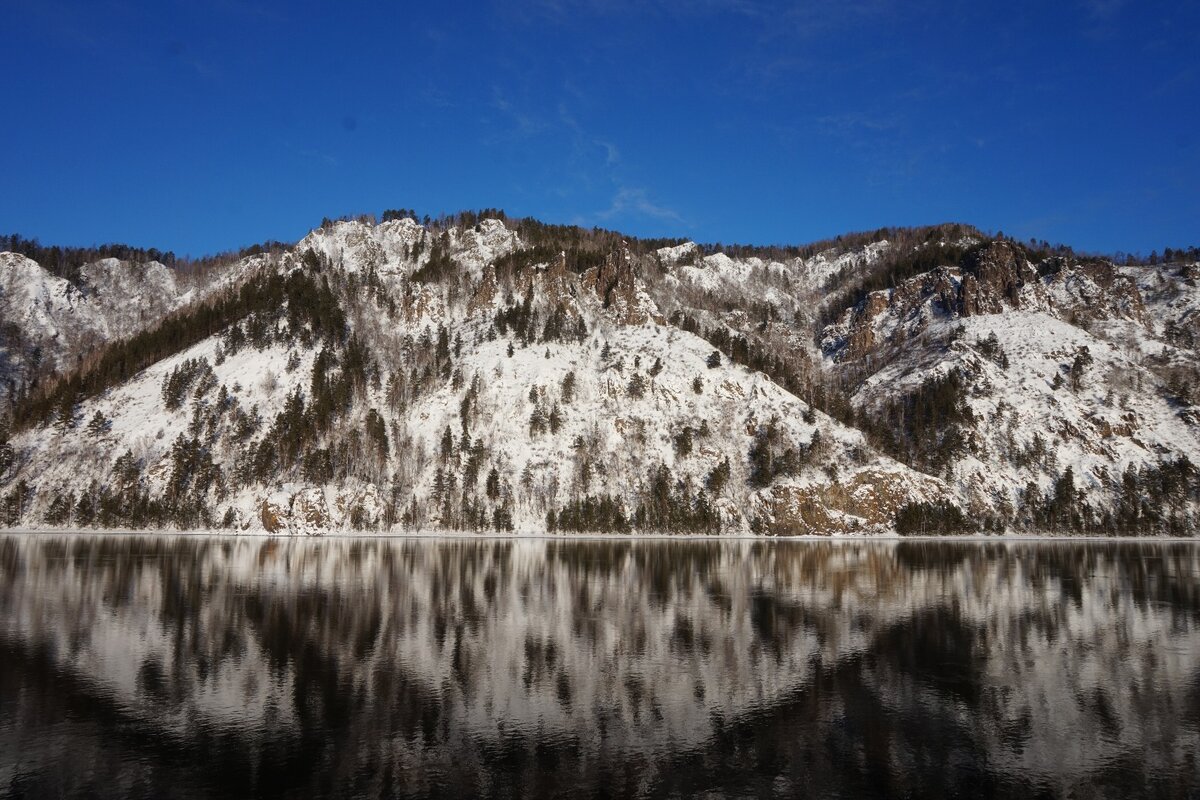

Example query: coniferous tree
[1069,348,1093,392]
[0,436,15,478]
[57,390,79,430]
[86,411,110,437]
[706,456,731,495]
[45,492,73,526]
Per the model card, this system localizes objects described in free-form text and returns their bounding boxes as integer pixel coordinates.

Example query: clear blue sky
[3,0,1197,257]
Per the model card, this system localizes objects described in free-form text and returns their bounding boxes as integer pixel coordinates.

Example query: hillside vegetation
[1,213,1196,535]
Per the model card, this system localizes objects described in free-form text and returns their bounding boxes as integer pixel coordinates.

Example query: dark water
[1,535,1199,799]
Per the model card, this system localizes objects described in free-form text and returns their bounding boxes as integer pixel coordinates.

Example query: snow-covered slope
[0,218,1196,534]
[0,250,239,405]
[819,241,1200,529]
[854,313,1200,516]
[2,222,948,535]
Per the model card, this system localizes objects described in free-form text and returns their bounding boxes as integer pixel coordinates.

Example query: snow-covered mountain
[0,250,241,403]
[819,240,1200,531]
[0,215,1196,534]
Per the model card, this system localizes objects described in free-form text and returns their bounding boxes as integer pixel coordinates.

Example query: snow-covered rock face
[655,240,699,265]
[5,285,941,534]
[296,217,521,284]
[656,240,892,297]
[0,253,86,346]
[801,240,891,290]
[821,242,1156,363]
[0,252,217,402]
[0,254,187,350]
[853,313,1200,513]
[581,247,663,326]
[0,221,1197,534]
[816,238,1200,526]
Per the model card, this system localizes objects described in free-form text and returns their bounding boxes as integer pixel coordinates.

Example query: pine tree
[45,492,74,525]
[0,439,13,478]
[486,467,501,500]
[707,456,731,495]
[86,411,110,437]
[1069,348,1093,392]
[57,390,79,430]
[673,427,693,457]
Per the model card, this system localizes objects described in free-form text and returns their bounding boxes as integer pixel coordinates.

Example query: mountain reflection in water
[1,535,1198,798]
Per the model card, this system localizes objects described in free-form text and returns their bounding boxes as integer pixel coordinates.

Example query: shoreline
[1,528,1197,543]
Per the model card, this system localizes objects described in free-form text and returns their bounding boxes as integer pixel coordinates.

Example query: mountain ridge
[1,213,1196,535]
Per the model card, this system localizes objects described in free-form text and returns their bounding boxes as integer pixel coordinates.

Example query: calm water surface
[1,534,1198,799]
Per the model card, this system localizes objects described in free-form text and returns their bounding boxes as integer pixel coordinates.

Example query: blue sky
[3,0,1197,257]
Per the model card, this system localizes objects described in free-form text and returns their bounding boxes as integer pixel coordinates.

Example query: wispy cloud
[281,140,339,168]
[598,140,621,166]
[164,39,220,78]
[491,89,544,138]
[768,0,905,38]
[210,0,289,23]
[1153,64,1197,98]
[816,111,898,136]
[558,103,621,165]
[598,187,686,225]
[512,0,898,31]
[480,87,682,229]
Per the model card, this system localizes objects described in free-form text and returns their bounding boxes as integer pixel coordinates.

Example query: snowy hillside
[0,250,242,405]
[0,215,1196,534]
[821,241,1200,532]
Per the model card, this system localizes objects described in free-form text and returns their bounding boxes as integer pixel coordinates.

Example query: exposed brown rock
[581,247,661,325]
[1049,260,1146,323]
[514,253,582,318]
[756,469,949,535]
[840,292,890,361]
[261,498,285,533]
[399,284,439,323]
[468,266,499,316]
[828,242,1152,364]
[291,487,331,532]
[539,252,580,313]
[959,241,1035,316]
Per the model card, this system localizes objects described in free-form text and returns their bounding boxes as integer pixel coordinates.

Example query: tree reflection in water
[0,535,1197,798]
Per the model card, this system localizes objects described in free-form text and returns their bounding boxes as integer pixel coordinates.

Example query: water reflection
[1,535,1198,798]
